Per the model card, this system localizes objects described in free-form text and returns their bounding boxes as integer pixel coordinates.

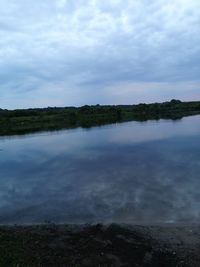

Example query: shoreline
[1,100,200,136]
[0,223,200,266]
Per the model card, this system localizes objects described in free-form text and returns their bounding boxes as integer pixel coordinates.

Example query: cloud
[0,0,200,108]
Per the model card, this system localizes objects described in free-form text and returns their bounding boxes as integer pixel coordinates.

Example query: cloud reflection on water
[0,116,200,224]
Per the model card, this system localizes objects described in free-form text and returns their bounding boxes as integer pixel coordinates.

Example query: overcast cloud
[1,0,200,108]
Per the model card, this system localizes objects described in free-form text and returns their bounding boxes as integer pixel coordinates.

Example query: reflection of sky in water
[1,115,200,224]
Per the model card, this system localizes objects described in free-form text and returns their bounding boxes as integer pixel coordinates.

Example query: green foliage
[1,100,200,136]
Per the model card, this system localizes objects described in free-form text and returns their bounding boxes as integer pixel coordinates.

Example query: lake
[0,115,200,224]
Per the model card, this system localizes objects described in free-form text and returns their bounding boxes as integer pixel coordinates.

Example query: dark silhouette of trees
[1,100,200,136]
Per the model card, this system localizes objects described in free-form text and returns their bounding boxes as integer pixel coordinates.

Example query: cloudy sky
[1,0,200,108]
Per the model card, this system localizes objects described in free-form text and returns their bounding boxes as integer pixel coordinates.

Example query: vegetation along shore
[1,99,200,136]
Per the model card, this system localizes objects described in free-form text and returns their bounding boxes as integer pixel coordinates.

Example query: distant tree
[170,99,182,104]
[79,105,91,114]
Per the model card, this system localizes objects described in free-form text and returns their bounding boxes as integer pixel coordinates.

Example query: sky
[1,0,200,109]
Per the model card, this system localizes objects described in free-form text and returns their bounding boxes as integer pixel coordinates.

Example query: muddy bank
[0,224,200,266]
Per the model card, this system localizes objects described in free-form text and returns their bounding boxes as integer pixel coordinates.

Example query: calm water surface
[1,115,200,224]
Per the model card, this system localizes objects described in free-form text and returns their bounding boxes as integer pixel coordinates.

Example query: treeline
[1,100,200,136]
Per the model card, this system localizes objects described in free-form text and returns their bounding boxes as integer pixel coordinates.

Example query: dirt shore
[0,224,200,266]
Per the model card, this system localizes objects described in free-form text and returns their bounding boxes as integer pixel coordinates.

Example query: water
[1,115,200,224]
